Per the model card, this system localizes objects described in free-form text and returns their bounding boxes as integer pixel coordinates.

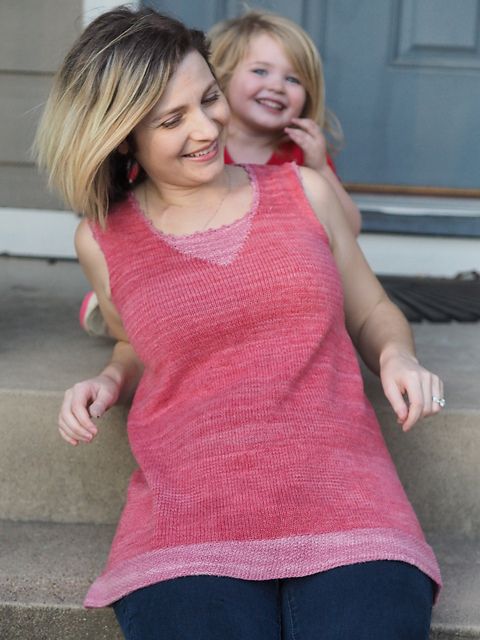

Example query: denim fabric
[113,560,433,640]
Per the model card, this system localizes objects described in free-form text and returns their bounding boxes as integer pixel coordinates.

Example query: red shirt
[224,141,337,174]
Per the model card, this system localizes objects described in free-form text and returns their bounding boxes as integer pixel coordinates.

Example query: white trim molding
[352,193,480,218]
[0,208,78,259]
[357,233,480,277]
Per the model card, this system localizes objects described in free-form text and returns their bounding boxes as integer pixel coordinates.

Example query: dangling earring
[126,157,140,184]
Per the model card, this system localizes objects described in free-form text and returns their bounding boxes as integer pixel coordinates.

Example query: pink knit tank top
[85,163,441,607]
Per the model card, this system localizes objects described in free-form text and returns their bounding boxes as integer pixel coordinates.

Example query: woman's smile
[183,140,220,161]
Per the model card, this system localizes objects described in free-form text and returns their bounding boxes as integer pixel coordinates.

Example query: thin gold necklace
[144,171,232,234]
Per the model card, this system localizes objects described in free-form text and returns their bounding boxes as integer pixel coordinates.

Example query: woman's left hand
[380,350,445,431]
[284,117,328,171]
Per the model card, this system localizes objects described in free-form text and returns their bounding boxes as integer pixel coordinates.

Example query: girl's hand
[380,351,445,431]
[58,374,121,446]
[284,117,328,171]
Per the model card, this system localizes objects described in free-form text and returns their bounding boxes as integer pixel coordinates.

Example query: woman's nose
[189,107,219,139]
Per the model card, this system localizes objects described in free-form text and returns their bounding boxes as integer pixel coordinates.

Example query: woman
[35,7,443,639]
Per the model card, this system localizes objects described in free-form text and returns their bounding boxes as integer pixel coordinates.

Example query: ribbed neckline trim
[128,165,259,242]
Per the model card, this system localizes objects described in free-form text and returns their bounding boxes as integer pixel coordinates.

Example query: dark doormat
[378,272,480,323]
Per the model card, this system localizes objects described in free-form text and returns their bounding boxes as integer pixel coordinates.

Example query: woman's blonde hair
[208,10,343,150]
[34,7,211,225]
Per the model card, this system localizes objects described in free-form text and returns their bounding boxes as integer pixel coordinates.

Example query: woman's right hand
[58,373,121,446]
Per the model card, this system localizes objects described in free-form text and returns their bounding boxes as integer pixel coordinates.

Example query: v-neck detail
[129,166,259,266]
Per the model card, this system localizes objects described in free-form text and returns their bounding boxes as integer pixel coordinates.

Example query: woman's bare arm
[299,166,444,431]
[58,220,143,446]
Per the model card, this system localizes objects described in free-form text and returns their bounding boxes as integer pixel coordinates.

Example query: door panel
[323,0,480,190]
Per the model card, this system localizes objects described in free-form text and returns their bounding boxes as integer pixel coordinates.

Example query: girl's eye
[203,92,220,105]
[286,76,301,85]
[252,68,267,76]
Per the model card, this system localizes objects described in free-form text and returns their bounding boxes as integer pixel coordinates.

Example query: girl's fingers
[290,117,320,136]
[285,128,318,158]
[285,125,320,147]
[285,124,327,172]
[284,127,308,144]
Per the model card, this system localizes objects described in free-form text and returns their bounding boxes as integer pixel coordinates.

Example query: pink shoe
[79,291,109,337]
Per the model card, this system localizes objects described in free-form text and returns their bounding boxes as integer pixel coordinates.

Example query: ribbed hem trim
[84,528,442,608]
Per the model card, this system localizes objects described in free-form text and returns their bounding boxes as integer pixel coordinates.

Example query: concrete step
[0,520,478,640]
[1,379,478,534]
[0,389,134,524]
[0,256,135,524]
[0,256,114,393]
[1,257,480,535]
[0,520,122,639]
[363,322,480,539]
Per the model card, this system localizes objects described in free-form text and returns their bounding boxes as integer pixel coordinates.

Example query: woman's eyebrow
[151,80,219,120]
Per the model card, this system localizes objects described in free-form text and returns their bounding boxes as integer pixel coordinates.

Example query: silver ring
[432,396,446,408]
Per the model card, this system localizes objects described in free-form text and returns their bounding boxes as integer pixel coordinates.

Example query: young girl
[209,10,361,235]
[79,10,361,337]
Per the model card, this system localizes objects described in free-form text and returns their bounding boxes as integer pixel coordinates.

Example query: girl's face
[132,51,230,190]
[226,33,307,135]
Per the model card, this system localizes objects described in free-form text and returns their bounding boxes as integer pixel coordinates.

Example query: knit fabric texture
[85,163,441,607]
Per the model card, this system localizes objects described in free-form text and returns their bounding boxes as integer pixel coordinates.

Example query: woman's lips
[183,141,219,161]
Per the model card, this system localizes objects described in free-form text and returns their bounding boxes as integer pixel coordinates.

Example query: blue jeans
[113,560,434,639]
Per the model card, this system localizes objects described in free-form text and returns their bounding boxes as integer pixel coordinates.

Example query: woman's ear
[118,141,129,155]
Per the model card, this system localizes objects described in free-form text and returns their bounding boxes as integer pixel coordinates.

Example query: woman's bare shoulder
[74,218,109,290]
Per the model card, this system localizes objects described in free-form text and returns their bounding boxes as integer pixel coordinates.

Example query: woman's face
[133,51,230,189]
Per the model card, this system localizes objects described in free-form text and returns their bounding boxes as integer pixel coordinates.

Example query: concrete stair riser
[378,409,480,539]
[0,390,134,524]
[1,387,478,537]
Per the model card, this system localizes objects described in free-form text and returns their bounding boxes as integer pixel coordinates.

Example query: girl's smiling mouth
[255,98,286,111]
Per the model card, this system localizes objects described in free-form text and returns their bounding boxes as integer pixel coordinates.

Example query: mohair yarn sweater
[85,163,441,607]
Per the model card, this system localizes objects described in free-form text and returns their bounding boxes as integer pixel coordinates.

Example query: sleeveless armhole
[286,162,333,249]
[87,219,101,245]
